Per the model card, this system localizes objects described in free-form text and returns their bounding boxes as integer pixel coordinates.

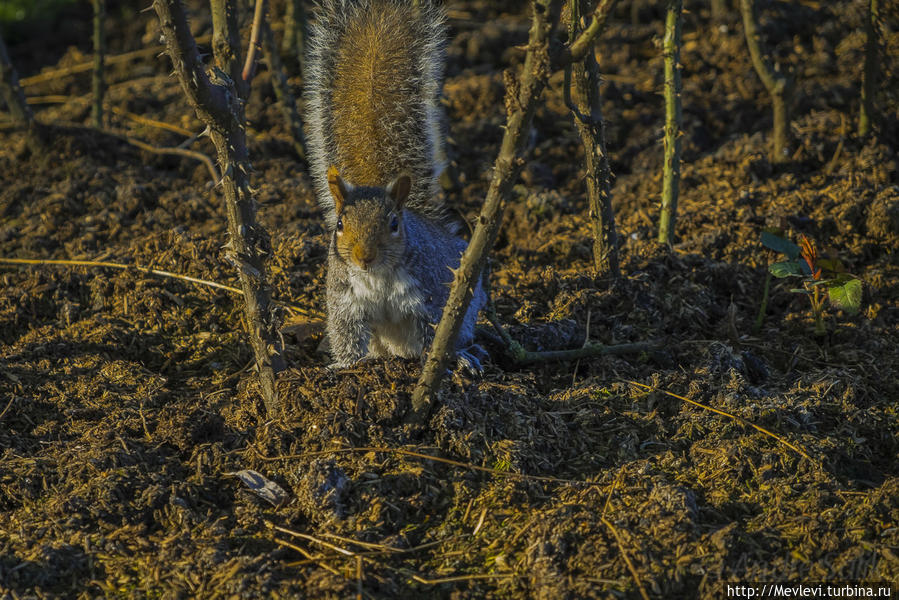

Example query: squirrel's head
[327,165,411,272]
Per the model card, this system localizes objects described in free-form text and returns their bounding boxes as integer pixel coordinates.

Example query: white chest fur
[348,267,423,322]
[347,267,426,358]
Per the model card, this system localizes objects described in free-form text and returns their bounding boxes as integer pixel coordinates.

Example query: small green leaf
[789,288,811,294]
[770,260,804,278]
[828,279,862,314]
[829,272,856,285]
[761,231,801,259]
[817,258,845,274]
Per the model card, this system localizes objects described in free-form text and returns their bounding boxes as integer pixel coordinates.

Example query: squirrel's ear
[387,173,412,208]
[327,165,353,212]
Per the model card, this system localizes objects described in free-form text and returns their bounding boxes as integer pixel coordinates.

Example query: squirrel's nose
[352,245,377,269]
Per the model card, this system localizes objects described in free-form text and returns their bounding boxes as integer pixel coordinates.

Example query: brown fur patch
[332,3,420,186]
[327,165,346,212]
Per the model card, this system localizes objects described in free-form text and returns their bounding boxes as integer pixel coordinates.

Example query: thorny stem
[92,0,106,129]
[210,0,247,99]
[554,0,618,68]
[487,303,659,365]
[281,0,308,76]
[567,0,620,278]
[0,33,33,128]
[411,0,619,421]
[739,0,792,162]
[261,19,307,160]
[153,0,285,414]
[859,0,879,137]
[658,0,682,245]
[411,0,564,421]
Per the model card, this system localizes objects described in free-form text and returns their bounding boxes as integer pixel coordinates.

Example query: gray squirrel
[305,0,486,369]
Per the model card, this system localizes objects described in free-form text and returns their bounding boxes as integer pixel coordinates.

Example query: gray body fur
[326,211,485,367]
[306,0,486,367]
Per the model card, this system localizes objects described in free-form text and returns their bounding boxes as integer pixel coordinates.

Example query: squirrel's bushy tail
[305,0,447,230]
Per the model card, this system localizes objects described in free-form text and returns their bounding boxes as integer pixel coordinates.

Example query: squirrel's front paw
[327,360,355,371]
[456,344,489,374]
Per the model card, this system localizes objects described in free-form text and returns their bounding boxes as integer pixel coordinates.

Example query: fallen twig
[486,304,660,365]
[111,130,219,182]
[624,380,813,460]
[0,257,317,317]
[24,95,196,138]
[601,516,651,600]
[18,34,213,88]
[253,444,602,488]
[0,396,15,423]
[273,538,342,575]
[273,523,459,558]
[51,119,219,182]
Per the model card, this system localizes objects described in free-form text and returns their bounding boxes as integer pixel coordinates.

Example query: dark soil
[2,1,898,598]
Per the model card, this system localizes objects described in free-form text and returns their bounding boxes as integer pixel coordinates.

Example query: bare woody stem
[487,304,659,364]
[242,0,267,84]
[410,0,563,419]
[0,33,33,127]
[153,0,285,415]
[92,0,106,128]
[554,0,617,68]
[658,0,683,245]
[739,0,792,162]
[281,0,308,76]
[858,0,879,137]
[411,0,618,419]
[210,0,247,99]
[566,0,619,277]
[261,19,307,160]
[710,0,727,22]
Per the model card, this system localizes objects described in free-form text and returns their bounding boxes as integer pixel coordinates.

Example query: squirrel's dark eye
[390,215,399,232]
[336,217,344,233]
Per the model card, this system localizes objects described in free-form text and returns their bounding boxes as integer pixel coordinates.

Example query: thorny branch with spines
[411,0,622,420]
[152,0,285,415]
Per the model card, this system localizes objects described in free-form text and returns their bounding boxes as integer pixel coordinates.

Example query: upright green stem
[567,0,619,277]
[92,0,106,128]
[739,0,792,162]
[658,0,683,245]
[753,270,771,333]
[809,284,825,336]
[859,0,879,137]
[0,33,32,127]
